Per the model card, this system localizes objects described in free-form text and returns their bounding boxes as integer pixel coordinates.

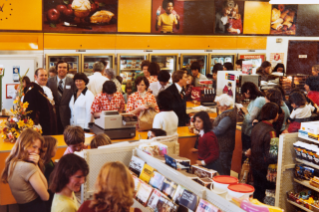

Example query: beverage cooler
[46,54,81,74]
[150,54,179,74]
[82,54,115,76]
[209,53,236,71]
[117,54,149,84]
[180,54,208,75]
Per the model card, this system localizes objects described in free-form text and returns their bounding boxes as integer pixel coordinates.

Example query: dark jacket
[47,76,75,132]
[213,107,237,152]
[24,83,57,135]
[165,83,190,126]
[251,121,277,171]
[197,131,219,165]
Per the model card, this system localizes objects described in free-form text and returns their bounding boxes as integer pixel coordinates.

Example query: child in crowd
[43,136,58,183]
[287,91,317,133]
[63,126,87,155]
[191,111,221,173]
[90,133,112,149]
[147,128,167,139]
[124,82,133,103]
[156,0,180,33]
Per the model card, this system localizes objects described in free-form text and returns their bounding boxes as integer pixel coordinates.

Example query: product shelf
[287,200,313,212]
[298,132,319,145]
[296,158,319,170]
[294,178,319,193]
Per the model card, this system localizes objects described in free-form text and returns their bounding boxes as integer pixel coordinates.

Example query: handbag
[138,107,157,131]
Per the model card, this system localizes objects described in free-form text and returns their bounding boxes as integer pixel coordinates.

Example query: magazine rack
[80,136,179,201]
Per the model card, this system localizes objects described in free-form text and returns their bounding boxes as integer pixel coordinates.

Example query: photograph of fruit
[270,4,297,35]
[43,0,118,33]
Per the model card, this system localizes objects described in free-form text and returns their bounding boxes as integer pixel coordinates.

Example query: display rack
[276,132,319,211]
[150,53,179,74]
[45,54,81,74]
[117,54,149,83]
[180,54,208,75]
[81,54,115,76]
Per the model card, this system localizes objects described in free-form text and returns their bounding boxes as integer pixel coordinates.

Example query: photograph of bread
[43,0,118,33]
[270,4,297,35]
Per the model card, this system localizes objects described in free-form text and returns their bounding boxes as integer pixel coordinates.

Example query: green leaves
[63,0,69,5]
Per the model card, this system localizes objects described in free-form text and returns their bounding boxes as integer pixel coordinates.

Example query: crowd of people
[6,57,319,210]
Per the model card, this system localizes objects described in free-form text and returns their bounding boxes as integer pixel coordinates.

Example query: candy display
[293,141,319,165]
[287,189,319,211]
[294,164,314,180]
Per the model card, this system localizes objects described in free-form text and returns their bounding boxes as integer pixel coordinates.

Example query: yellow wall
[0,0,42,31]
[243,2,272,34]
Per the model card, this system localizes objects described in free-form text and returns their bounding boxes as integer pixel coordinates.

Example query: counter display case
[150,54,179,74]
[82,54,115,76]
[209,53,236,71]
[117,54,149,83]
[181,54,208,75]
[46,54,81,74]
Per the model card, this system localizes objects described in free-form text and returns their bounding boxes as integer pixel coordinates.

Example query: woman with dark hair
[50,154,89,212]
[147,62,160,83]
[69,73,94,130]
[153,90,178,135]
[235,59,243,71]
[256,61,272,81]
[91,81,125,117]
[251,102,278,202]
[212,63,223,90]
[148,128,167,139]
[305,76,319,106]
[272,63,285,73]
[240,82,266,161]
[191,111,221,173]
[126,76,159,116]
[223,62,233,71]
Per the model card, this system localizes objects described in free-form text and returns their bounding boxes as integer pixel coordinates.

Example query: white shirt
[149,81,170,97]
[153,111,178,136]
[56,76,66,88]
[194,73,208,87]
[69,88,94,129]
[175,83,182,93]
[87,72,109,96]
[290,104,315,119]
[35,81,54,105]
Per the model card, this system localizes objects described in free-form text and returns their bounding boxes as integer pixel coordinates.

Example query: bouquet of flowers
[0,69,42,142]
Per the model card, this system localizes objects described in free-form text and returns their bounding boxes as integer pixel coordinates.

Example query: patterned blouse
[126,91,159,116]
[147,76,158,84]
[91,92,125,113]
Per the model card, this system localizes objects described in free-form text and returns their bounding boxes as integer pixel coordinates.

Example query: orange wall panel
[0,33,43,50]
[206,37,238,49]
[0,0,42,31]
[44,34,117,49]
[243,2,271,35]
[237,37,267,49]
[118,0,151,33]
[116,35,182,49]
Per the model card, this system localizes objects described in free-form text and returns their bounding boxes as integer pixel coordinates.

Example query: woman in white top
[69,73,94,131]
[152,90,178,135]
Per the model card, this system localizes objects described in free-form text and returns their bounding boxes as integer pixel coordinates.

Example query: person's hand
[245,149,251,157]
[196,160,203,166]
[241,107,248,115]
[193,129,200,135]
[175,13,180,20]
[138,105,149,111]
[227,28,237,33]
[190,148,198,153]
[282,129,289,134]
[28,153,40,164]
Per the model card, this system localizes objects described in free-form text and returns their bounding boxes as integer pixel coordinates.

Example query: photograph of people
[155,0,180,33]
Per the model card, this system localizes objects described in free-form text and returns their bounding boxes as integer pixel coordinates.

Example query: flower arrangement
[0,69,42,142]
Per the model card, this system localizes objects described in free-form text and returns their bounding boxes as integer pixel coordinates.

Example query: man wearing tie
[148,70,170,97]
[165,70,190,126]
[47,60,75,134]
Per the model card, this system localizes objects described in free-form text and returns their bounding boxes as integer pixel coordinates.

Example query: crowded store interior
[1,0,319,212]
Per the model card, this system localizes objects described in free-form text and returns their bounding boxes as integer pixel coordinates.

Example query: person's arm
[175,14,180,30]
[152,114,162,129]
[212,116,231,136]
[148,94,159,112]
[29,171,50,201]
[156,14,161,31]
[201,134,219,165]
[91,95,102,118]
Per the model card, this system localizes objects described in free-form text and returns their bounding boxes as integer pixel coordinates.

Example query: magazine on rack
[135,180,153,206]
[161,178,178,198]
[149,171,165,190]
[139,164,155,183]
[179,189,198,212]
[129,156,145,176]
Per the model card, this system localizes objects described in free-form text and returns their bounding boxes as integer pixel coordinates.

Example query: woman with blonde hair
[78,161,142,212]
[1,128,49,212]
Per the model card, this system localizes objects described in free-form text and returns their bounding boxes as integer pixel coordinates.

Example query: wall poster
[271,4,297,35]
[43,0,118,33]
[216,71,239,104]
[270,53,284,68]
[214,0,244,35]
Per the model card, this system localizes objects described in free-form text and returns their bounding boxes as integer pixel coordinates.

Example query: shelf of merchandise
[45,53,82,73]
[81,54,115,75]
[294,178,319,193]
[180,53,209,75]
[149,53,179,73]
[298,131,319,145]
[287,200,313,212]
[208,53,237,71]
[296,158,319,170]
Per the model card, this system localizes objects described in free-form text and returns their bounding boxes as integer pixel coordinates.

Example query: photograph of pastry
[43,0,118,33]
[270,4,297,35]
[214,0,244,35]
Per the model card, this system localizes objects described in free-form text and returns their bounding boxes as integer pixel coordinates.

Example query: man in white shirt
[87,62,109,96]
[34,68,54,105]
[149,70,170,97]
[191,61,207,87]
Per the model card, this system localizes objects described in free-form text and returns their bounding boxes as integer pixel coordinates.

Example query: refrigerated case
[150,54,179,74]
[46,54,81,74]
[82,54,115,76]
[209,53,236,71]
[180,54,208,75]
[117,54,149,83]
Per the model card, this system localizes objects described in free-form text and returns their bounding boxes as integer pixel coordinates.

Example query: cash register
[89,111,138,139]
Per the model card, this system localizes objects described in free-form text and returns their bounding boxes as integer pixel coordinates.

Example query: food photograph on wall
[151,0,184,34]
[214,0,244,35]
[270,4,297,35]
[43,0,118,32]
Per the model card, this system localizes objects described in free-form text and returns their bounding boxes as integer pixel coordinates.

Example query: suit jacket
[166,84,190,126]
[47,76,75,129]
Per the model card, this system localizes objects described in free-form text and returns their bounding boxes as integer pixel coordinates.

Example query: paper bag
[138,108,157,131]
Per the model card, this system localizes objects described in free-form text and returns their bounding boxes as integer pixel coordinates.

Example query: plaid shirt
[126,91,159,116]
[91,92,125,113]
[147,76,158,84]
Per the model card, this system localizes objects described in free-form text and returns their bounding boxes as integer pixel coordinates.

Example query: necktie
[58,80,64,99]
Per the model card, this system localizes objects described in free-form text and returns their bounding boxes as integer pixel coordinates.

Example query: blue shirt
[281,102,290,131]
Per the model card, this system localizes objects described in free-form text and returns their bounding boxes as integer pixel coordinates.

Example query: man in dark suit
[166,70,190,126]
[47,60,75,134]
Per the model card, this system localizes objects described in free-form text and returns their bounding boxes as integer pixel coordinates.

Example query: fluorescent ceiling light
[270,0,318,4]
